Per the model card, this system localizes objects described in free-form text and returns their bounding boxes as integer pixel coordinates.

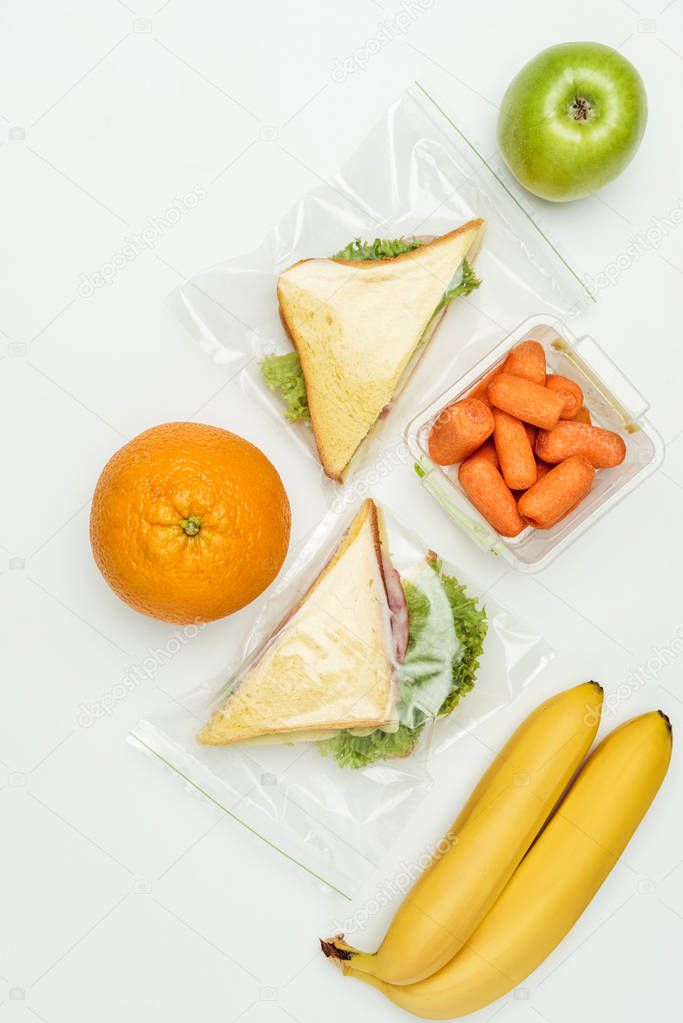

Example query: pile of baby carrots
[428,340,626,537]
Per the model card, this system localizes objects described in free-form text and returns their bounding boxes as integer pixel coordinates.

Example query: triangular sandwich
[198,499,398,745]
[276,220,485,480]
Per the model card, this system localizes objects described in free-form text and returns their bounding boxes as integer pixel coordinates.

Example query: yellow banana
[351,710,672,1019]
[323,681,603,984]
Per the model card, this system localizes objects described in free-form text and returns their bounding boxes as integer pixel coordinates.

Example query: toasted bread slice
[198,500,397,746]
[277,220,485,480]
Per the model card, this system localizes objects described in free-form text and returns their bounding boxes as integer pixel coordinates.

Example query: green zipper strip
[130,731,352,901]
[415,81,596,304]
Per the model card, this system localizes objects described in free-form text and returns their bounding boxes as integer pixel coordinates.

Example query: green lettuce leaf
[403,580,430,653]
[261,352,309,422]
[395,570,461,729]
[331,236,424,261]
[319,560,487,769]
[318,723,424,770]
[438,564,487,716]
[434,259,481,314]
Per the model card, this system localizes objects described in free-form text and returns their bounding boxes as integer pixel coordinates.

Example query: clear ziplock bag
[171,82,590,490]
[131,497,552,898]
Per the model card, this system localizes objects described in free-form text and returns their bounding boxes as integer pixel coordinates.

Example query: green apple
[497,42,647,202]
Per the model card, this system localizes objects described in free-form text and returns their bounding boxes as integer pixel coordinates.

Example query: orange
[90,422,291,624]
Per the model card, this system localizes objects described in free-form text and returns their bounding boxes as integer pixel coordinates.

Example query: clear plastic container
[405,315,664,572]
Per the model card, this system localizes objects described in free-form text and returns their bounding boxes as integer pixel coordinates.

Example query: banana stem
[320,936,373,976]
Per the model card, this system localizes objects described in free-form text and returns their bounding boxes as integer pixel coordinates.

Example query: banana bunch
[322,684,672,1019]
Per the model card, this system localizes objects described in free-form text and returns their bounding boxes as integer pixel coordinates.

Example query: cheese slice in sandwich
[276,220,485,480]
[198,499,398,746]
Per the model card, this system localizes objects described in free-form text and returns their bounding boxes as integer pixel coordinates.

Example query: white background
[3,1,683,1020]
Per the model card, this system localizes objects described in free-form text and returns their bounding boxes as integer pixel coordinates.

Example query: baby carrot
[545,374,584,419]
[493,410,537,490]
[503,340,546,385]
[535,421,626,468]
[459,453,525,537]
[518,456,595,529]
[488,373,566,430]
[428,398,494,465]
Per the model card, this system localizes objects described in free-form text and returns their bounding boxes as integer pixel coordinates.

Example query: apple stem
[571,96,592,121]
